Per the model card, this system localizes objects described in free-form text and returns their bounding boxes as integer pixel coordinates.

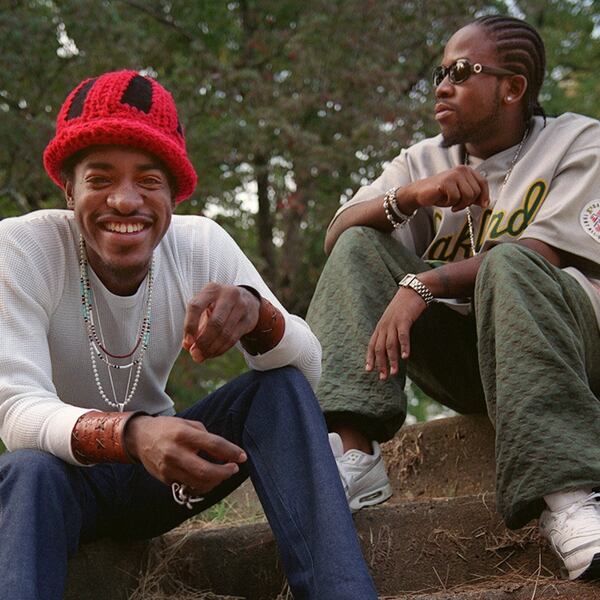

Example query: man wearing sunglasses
[307,15,600,581]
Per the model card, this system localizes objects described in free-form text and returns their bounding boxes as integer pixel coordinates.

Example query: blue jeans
[0,367,377,599]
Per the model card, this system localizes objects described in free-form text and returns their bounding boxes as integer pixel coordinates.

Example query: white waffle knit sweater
[0,210,322,464]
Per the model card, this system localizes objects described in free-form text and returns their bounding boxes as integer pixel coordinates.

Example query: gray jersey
[333,113,600,325]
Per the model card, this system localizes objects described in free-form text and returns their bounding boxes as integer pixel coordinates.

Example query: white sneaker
[539,491,600,580]
[328,432,393,512]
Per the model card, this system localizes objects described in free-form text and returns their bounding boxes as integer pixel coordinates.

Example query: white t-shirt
[0,210,321,464]
[332,113,600,324]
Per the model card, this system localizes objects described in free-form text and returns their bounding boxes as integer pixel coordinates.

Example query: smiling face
[434,24,513,157]
[65,145,174,295]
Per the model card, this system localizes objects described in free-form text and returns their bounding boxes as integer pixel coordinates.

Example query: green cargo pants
[306,226,600,528]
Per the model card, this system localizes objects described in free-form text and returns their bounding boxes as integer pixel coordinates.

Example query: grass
[129,532,245,600]
[130,488,269,600]
[174,492,266,535]
[196,500,238,524]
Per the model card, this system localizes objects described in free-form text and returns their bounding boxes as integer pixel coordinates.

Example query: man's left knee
[480,242,536,270]
[256,366,311,394]
[251,367,320,416]
[476,243,543,291]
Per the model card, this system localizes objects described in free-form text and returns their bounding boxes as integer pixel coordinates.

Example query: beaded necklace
[464,126,529,256]
[78,235,154,412]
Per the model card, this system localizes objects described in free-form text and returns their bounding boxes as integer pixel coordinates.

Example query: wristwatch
[398,274,435,306]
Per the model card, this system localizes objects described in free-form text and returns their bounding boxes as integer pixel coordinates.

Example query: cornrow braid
[474,15,546,123]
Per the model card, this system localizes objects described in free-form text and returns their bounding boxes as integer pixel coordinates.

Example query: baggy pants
[306,226,600,528]
[0,367,378,600]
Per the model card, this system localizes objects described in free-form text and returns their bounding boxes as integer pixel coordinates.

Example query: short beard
[440,85,501,148]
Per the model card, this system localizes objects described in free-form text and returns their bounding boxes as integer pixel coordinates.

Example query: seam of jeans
[0,467,4,526]
[243,424,318,596]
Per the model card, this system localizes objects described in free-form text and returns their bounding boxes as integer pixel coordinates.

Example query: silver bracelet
[383,196,401,229]
[383,187,416,229]
[398,273,435,306]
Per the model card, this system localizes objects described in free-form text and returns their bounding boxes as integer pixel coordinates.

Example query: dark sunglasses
[432,58,517,87]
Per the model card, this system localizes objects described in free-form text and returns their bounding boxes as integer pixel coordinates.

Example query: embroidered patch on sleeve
[580,199,600,243]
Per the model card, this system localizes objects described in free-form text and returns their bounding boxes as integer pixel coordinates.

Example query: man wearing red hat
[0,71,378,599]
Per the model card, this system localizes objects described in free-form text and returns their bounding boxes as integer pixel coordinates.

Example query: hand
[405,166,490,212]
[125,415,247,494]
[366,287,427,380]
[182,283,260,363]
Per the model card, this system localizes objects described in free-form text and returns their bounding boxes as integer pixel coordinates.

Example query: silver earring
[506,96,513,101]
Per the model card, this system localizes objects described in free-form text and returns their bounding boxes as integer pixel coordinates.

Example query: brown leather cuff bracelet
[240,294,286,356]
[71,410,146,465]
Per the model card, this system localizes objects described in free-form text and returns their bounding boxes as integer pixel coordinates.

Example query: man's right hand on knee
[125,415,247,494]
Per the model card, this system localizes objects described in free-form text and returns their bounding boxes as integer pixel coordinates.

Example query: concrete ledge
[382,414,496,501]
[358,496,555,595]
[99,496,559,599]
[385,578,600,599]
[65,538,150,600]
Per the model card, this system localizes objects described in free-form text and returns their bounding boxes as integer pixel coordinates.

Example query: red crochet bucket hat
[43,70,197,203]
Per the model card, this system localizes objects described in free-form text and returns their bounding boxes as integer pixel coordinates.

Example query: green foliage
[166,349,248,412]
[406,380,455,422]
[0,439,5,454]
[196,499,237,524]
[515,0,600,119]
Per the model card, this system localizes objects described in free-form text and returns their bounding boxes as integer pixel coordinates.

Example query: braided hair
[473,15,546,122]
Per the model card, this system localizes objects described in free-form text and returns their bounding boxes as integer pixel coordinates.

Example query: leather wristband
[71,410,146,465]
[240,293,286,356]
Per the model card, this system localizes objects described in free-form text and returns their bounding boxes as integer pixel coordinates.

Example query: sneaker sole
[349,482,393,512]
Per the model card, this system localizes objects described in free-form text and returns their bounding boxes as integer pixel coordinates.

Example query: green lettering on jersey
[426,181,548,259]
[447,220,473,261]
[427,235,452,261]
[427,219,473,261]
[432,209,443,233]
[476,209,493,249]
[505,180,547,236]
[482,179,548,241]
[486,210,509,238]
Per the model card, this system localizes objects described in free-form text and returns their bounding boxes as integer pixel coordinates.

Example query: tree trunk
[254,156,276,286]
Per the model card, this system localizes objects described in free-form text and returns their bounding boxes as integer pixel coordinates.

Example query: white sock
[544,488,592,512]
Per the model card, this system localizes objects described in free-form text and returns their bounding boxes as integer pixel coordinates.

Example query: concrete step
[67,494,570,600]
[66,538,149,600]
[383,577,600,599]
[382,414,495,501]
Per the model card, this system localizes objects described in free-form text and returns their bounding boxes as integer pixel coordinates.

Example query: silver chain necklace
[464,126,529,256]
[79,235,154,412]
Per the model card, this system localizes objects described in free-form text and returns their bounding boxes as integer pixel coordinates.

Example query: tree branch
[116,0,196,42]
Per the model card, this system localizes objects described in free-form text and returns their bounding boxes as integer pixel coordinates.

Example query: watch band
[398,273,435,306]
